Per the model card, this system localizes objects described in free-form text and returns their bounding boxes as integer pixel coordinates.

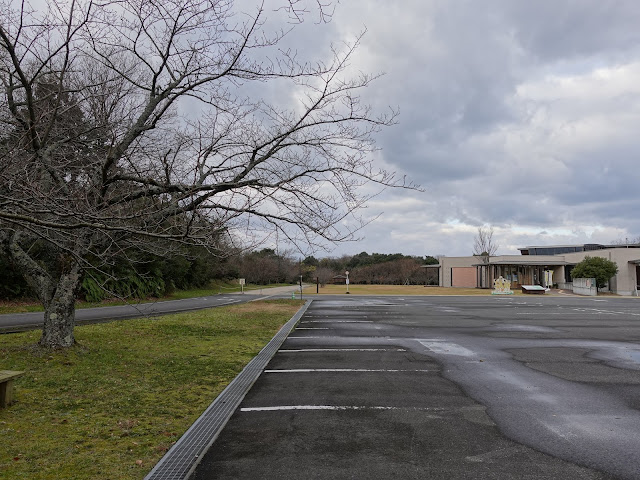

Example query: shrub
[571,256,618,289]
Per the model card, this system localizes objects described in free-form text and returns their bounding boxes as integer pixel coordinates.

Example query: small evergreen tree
[571,256,618,289]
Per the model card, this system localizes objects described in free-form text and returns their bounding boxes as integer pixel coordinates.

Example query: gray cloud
[251,1,640,256]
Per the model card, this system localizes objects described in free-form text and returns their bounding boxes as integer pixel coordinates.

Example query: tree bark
[39,268,81,348]
[5,233,80,348]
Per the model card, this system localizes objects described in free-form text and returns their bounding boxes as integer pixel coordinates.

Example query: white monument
[492,275,513,295]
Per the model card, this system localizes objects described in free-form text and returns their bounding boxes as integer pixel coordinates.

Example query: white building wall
[437,248,640,295]
[564,249,639,295]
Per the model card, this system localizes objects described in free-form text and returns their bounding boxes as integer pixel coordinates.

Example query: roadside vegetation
[570,256,619,289]
[0,248,442,315]
[0,281,289,315]
[0,300,303,480]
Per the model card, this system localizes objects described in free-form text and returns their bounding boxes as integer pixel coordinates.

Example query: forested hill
[0,249,441,301]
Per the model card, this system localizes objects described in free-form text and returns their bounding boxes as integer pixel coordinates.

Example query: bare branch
[0,0,416,347]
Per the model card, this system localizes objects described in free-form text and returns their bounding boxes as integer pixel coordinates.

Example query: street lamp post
[345,270,350,294]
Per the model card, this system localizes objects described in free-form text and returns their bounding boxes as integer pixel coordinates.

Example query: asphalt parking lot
[192,295,640,479]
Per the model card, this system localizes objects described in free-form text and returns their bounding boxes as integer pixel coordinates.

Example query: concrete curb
[144,300,312,480]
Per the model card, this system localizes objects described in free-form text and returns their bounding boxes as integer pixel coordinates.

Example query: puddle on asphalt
[624,350,640,364]
[418,340,476,357]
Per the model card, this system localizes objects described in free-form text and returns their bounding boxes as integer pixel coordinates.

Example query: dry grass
[303,284,536,296]
[0,282,296,315]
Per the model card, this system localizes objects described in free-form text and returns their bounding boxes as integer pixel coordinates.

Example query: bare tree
[314,266,334,286]
[473,226,498,258]
[0,0,410,348]
[610,236,640,246]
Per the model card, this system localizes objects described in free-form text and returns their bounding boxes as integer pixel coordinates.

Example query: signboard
[492,275,513,295]
[544,270,554,287]
[238,278,245,285]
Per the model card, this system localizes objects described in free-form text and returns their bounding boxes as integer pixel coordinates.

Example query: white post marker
[345,270,350,294]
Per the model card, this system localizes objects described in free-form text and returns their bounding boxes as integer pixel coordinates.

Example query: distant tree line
[0,249,440,300]
[301,252,439,286]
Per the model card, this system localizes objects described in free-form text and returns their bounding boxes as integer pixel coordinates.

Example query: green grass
[0,281,295,314]
[0,299,304,480]
[0,303,44,314]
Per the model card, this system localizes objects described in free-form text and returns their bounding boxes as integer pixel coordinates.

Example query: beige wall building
[435,244,640,296]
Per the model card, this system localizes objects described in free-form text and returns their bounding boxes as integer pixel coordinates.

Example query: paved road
[193,294,640,479]
[0,285,303,332]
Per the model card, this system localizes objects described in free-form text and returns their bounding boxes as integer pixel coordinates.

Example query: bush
[81,268,165,302]
[571,256,618,289]
[0,254,31,299]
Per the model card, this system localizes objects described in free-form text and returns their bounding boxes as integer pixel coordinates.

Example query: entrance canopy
[472,257,572,289]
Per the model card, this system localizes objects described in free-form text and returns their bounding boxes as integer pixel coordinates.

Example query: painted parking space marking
[299,320,373,323]
[287,336,344,339]
[263,369,430,373]
[278,348,407,353]
[572,308,640,316]
[295,328,330,330]
[240,405,444,412]
[363,304,407,307]
[514,312,595,315]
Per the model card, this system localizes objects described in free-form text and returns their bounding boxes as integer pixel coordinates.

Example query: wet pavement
[192,295,640,479]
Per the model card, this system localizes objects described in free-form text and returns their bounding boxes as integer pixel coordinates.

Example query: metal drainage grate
[144,300,312,480]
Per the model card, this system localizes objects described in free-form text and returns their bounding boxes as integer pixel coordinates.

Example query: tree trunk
[39,269,80,348]
[5,233,81,348]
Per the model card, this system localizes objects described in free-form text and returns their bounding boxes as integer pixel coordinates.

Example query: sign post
[239,278,245,294]
[345,270,350,294]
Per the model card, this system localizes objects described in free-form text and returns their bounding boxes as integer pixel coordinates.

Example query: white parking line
[287,336,342,339]
[263,369,429,373]
[240,405,443,412]
[278,348,407,353]
[572,308,640,316]
[300,320,373,323]
[364,305,405,307]
[295,328,330,330]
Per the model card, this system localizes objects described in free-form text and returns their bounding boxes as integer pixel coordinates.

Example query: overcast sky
[265,1,640,258]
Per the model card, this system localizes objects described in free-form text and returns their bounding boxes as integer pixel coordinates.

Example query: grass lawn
[0,281,294,315]
[0,299,303,480]
[303,284,537,296]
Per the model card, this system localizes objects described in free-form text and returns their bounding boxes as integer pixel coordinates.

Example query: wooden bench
[0,370,25,408]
